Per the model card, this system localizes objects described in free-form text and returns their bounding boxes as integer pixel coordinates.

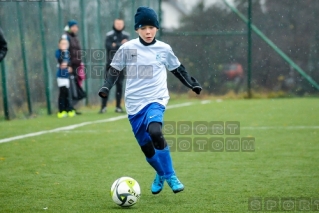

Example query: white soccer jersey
[110,38,181,115]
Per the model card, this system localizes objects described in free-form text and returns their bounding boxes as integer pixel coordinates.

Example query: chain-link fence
[163,0,319,98]
[0,0,160,119]
[1,0,319,120]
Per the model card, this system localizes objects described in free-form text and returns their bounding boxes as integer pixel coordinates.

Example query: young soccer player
[98,6,202,194]
[56,38,75,118]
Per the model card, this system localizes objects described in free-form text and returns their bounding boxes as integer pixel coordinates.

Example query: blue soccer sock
[146,151,164,176]
[156,146,175,179]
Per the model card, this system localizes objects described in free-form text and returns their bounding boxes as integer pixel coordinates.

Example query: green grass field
[0,98,318,213]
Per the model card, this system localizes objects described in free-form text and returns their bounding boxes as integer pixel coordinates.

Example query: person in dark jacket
[99,18,130,114]
[0,27,8,62]
[62,20,85,115]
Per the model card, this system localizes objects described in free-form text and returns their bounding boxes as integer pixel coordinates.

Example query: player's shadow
[108,205,137,210]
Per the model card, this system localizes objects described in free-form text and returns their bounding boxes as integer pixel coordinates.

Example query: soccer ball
[110,177,141,207]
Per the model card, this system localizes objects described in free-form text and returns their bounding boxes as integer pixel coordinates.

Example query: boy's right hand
[60,62,68,69]
[98,86,109,99]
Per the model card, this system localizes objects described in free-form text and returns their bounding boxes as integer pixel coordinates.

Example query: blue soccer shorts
[128,102,165,146]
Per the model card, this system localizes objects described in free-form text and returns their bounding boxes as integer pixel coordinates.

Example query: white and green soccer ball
[110,177,141,207]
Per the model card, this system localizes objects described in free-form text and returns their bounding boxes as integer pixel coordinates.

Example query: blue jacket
[55,49,70,78]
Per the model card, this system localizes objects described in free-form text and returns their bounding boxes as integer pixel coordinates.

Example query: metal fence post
[58,0,63,34]
[0,61,9,120]
[247,0,252,98]
[17,2,33,115]
[80,0,89,106]
[115,0,119,18]
[131,0,136,37]
[39,1,52,115]
[158,0,162,40]
[97,0,104,86]
[97,0,102,45]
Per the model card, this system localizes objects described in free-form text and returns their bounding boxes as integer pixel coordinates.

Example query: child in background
[98,7,202,194]
[56,38,75,118]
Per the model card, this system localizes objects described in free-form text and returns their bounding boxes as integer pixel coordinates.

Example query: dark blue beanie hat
[134,7,159,30]
[68,20,78,28]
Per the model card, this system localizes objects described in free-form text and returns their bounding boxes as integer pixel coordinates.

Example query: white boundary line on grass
[1,101,318,144]
[0,102,195,144]
[241,126,319,130]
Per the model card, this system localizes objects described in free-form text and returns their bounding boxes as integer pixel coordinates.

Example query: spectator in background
[62,20,86,115]
[55,38,75,118]
[99,18,130,114]
[0,27,8,62]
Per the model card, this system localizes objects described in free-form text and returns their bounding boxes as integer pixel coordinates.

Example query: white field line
[0,102,194,144]
[166,102,194,109]
[201,100,211,104]
[1,101,318,144]
[63,126,319,134]
[241,126,319,130]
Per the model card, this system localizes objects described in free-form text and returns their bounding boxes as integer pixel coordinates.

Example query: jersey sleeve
[165,46,181,71]
[110,45,126,71]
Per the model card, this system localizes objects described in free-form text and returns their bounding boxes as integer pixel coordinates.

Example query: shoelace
[154,175,164,186]
[167,176,180,186]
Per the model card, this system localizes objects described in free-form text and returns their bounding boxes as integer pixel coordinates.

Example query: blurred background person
[55,38,75,118]
[62,20,86,115]
[0,26,8,62]
[99,18,129,114]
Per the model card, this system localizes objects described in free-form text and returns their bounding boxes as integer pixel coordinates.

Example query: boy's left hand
[191,77,202,94]
[192,85,202,94]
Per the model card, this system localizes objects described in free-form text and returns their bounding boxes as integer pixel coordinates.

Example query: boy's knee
[148,122,162,139]
[148,122,166,149]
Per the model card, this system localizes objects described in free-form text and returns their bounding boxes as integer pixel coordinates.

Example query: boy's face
[59,39,69,50]
[136,26,157,43]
